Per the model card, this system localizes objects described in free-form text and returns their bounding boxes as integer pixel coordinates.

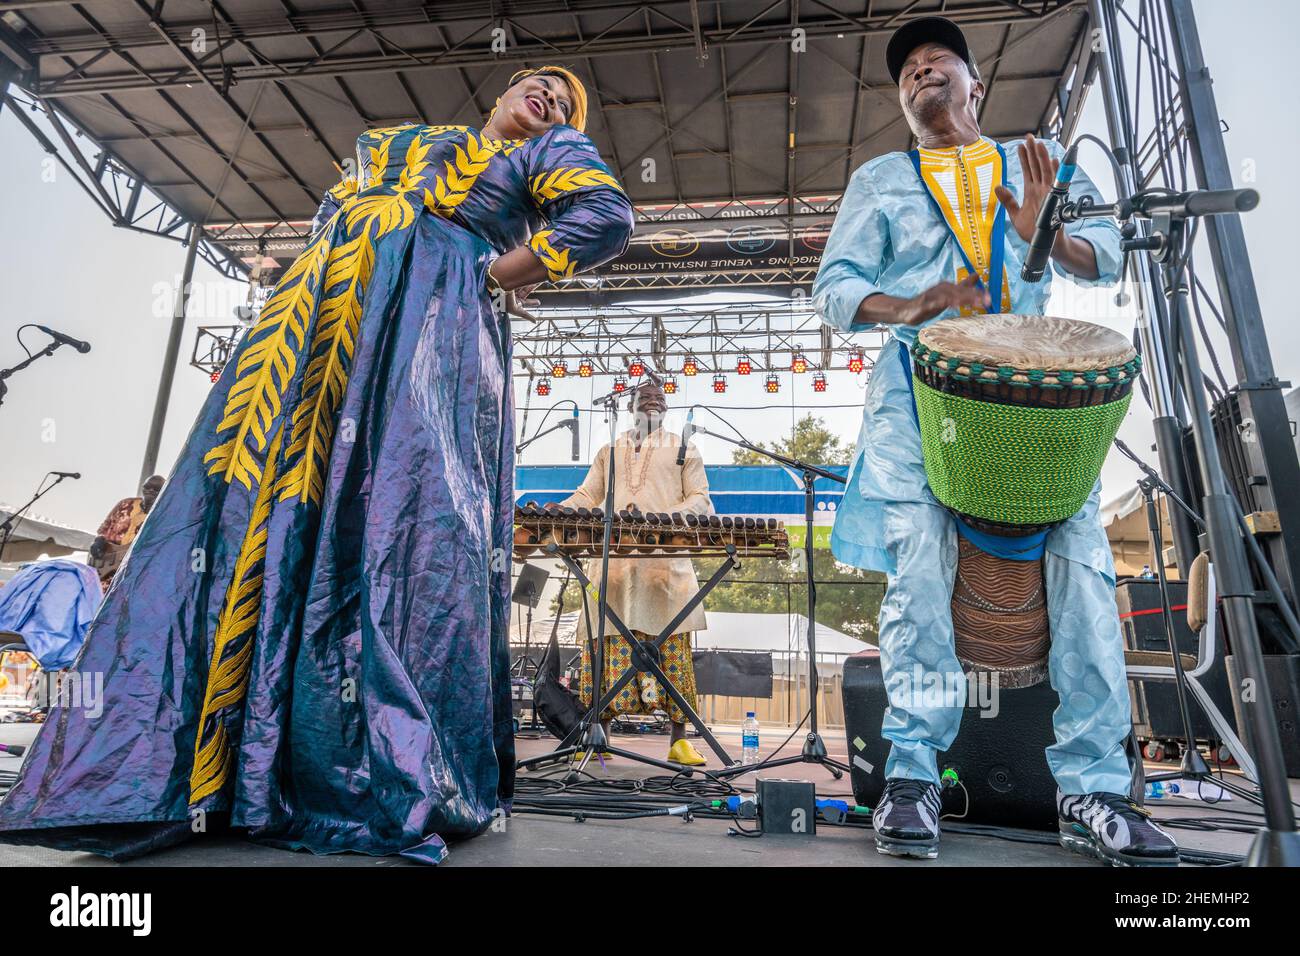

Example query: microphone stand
[515,419,575,454]
[684,418,852,780]
[1061,185,1298,864]
[0,338,70,409]
[516,400,578,457]
[0,473,72,563]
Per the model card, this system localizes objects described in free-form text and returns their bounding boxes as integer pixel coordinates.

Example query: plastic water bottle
[1144,781,1181,799]
[741,712,760,765]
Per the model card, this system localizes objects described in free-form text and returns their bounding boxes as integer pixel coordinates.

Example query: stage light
[813,371,827,392]
[848,348,865,374]
[536,376,551,396]
[683,355,699,376]
[578,357,594,377]
[663,376,679,395]
[764,373,780,394]
[737,354,752,375]
[712,374,727,394]
[613,375,628,392]
[791,348,808,374]
[629,354,645,377]
[551,358,568,377]
[210,370,221,384]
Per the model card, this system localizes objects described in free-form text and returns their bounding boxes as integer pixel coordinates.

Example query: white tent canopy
[695,611,870,658]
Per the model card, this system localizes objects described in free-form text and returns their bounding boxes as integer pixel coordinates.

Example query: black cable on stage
[512,774,1251,866]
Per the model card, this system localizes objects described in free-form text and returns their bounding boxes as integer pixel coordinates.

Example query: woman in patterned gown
[0,67,633,863]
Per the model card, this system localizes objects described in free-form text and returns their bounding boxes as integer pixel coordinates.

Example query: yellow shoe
[667,738,707,767]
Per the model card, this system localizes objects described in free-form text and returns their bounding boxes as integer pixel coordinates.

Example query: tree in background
[549,554,884,643]
[546,412,883,639]
[730,413,854,466]
[696,553,885,643]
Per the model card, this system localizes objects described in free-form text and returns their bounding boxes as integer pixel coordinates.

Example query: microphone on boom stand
[36,326,92,354]
[1021,141,1079,283]
[677,405,696,467]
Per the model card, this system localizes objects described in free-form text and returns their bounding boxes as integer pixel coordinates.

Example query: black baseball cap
[886,16,974,85]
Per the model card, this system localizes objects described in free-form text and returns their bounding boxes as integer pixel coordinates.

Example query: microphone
[37,326,92,354]
[1020,141,1079,283]
[51,471,81,479]
[677,406,695,467]
[0,743,25,757]
[569,407,580,462]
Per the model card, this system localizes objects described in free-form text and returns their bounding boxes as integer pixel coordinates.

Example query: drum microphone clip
[1020,142,1079,283]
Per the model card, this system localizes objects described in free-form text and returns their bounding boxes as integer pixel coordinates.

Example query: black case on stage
[842,651,1061,831]
[1225,653,1300,777]
[1115,578,1236,743]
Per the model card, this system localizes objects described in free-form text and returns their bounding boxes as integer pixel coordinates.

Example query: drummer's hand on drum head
[900,274,990,325]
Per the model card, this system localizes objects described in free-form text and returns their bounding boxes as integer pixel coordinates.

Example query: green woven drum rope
[913,378,1131,526]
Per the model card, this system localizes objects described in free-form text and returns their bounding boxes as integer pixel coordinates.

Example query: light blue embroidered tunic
[812,136,1124,578]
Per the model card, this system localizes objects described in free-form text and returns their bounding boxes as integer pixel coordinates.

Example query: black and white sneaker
[1058,790,1179,867]
[873,778,942,859]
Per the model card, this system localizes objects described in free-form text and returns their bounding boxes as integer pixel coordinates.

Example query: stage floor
[0,721,1282,868]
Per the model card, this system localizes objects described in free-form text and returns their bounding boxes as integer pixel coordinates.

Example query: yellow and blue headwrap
[491,65,589,132]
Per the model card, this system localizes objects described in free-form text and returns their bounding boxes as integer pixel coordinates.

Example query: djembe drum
[911,314,1140,688]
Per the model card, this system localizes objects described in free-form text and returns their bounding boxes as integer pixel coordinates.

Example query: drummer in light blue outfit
[814,16,1178,865]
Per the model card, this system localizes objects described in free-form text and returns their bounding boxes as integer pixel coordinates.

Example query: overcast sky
[1,0,1295,534]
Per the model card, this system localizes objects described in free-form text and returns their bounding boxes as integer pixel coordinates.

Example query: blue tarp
[0,559,101,670]
[515,463,849,516]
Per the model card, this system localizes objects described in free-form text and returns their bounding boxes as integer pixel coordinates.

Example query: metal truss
[26,1,1082,100]
[633,194,841,225]
[1088,0,1300,604]
[544,267,821,298]
[1,90,245,279]
[510,299,887,380]
[190,325,243,379]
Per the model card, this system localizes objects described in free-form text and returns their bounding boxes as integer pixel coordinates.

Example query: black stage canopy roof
[0,0,1093,294]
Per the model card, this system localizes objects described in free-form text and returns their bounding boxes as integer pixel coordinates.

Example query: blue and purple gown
[0,123,633,863]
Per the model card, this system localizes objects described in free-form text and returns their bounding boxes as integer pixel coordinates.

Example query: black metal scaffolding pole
[139,220,201,485]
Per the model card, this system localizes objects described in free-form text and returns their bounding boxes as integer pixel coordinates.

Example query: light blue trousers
[878,500,1133,796]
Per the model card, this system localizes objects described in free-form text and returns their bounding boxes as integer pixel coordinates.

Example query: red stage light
[578,357,594,377]
[683,355,699,376]
[737,354,752,375]
[712,374,727,394]
[613,375,628,392]
[848,349,865,374]
[663,376,679,395]
[764,373,780,394]
[551,358,568,377]
[791,349,808,374]
[536,376,551,396]
[629,356,645,377]
[210,370,221,384]
[813,372,828,392]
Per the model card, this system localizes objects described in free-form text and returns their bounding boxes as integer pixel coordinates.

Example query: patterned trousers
[580,630,698,724]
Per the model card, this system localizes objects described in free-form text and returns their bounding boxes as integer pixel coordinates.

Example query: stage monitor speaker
[1116,579,1236,743]
[512,564,549,609]
[842,651,1060,831]
[1224,653,1300,777]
